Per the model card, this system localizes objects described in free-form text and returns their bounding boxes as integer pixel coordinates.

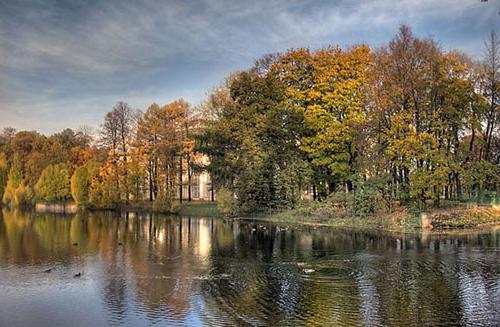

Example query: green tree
[199,70,308,213]
[34,164,71,202]
[71,166,89,206]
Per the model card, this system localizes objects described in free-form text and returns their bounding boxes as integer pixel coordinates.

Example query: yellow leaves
[270,45,372,180]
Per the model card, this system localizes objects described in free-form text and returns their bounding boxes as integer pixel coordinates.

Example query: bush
[88,175,119,209]
[2,157,23,207]
[13,184,33,207]
[353,184,385,215]
[2,182,16,207]
[71,166,89,206]
[323,191,354,216]
[217,187,236,216]
[35,164,71,202]
[152,191,173,213]
[0,154,7,201]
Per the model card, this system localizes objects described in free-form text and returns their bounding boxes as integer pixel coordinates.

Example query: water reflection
[0,208,499,326]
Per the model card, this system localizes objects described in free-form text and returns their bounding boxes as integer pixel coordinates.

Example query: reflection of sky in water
[0,209,499,326]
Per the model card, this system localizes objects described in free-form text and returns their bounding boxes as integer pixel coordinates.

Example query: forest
[0,26,499,216]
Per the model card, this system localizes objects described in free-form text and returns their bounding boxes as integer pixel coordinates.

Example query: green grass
[177,201,221,217]
[254,207,422,232]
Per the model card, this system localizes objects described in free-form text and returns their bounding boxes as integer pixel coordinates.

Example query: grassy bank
[239,203,500,233]
[28,198,499,233]
[177,202,221,217]
[430,206,500,229]
[120,201,222,217]
[247,207,422,232]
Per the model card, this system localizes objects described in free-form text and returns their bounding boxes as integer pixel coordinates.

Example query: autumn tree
[2,157,23,207]
[480,31,500,161]
[100,101,134,203]
[0,153,7,201]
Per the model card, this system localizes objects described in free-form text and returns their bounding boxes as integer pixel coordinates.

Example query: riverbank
[98,200,222,217]
[28,199,500,233]
[239,204,500,233]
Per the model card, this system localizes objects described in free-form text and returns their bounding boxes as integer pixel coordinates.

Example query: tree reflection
[0,209,498,326]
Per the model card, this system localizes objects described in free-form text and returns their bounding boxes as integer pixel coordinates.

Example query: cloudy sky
[0,0,498,134]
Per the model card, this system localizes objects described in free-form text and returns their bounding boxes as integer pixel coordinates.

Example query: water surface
[0,208,499,326]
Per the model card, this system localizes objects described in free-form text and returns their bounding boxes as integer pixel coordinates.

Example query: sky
[0,0,499,134]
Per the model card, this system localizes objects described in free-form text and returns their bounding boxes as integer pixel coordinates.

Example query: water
[0,208,499,326]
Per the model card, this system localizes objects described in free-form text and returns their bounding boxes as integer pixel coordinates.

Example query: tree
[0,153,8,201]
[88,161,120,209]
[199,70,308,212]
[2,157,23,207]
[480,31,500,161]
[100,101,134,203]
[13,183,33,207]
[271,45,371,194]
[34,164,71,202]
[71,166,89,206]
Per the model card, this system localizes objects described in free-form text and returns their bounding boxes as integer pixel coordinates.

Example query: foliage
[13,183,33,207]
[352,180,385,215]
[2,157,23,207]
[152,190,173,213]
[216,187,236,216]
[71,166,89,206]
[0,25,499,218]
[34,164,71,202]
[0,153,8,201]
[88,162,119,209]
[199,71,309,213]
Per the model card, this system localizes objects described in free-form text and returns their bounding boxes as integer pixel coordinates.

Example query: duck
[44,268,52,273]
[72,242,78,246]
[73,272,82,278]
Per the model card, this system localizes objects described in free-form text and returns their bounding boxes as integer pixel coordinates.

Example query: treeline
[0,100,201,211]
[198,26,499,214]
[0,25,498,215]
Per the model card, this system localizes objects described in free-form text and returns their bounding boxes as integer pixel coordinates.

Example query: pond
[0,208,499,326]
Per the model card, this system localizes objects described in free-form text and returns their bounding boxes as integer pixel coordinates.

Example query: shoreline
[7,201,499,234]
[235,214,500,235]
[232,205,500,234]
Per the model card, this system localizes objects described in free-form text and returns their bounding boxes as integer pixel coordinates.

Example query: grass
[249,207,422,232]
[430,206,500,229]
[92,198,500,232]
[177,201,221,217]
[241,202,500,233]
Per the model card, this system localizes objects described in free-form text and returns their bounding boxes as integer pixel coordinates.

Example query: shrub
[0,154,7,201]
[35,164,71,202]
[324,191,354,216]
[2,157,23,207]
[353,185,384,215]
[71,166,89,206]
[152,191,173,213]
[217,187,236,216]
[13,184,33,207]
[88,173,119,209]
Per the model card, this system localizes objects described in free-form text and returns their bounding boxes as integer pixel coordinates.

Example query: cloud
[0,0,497,134]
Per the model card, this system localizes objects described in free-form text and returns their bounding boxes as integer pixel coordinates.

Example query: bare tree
[481,31,500,160]
[100,101,134,202]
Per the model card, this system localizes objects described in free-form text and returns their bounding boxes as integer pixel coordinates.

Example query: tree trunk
[455,172,462,201]
[187,156,192,202]
[178,156,183,205]
[148,161,153,201]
